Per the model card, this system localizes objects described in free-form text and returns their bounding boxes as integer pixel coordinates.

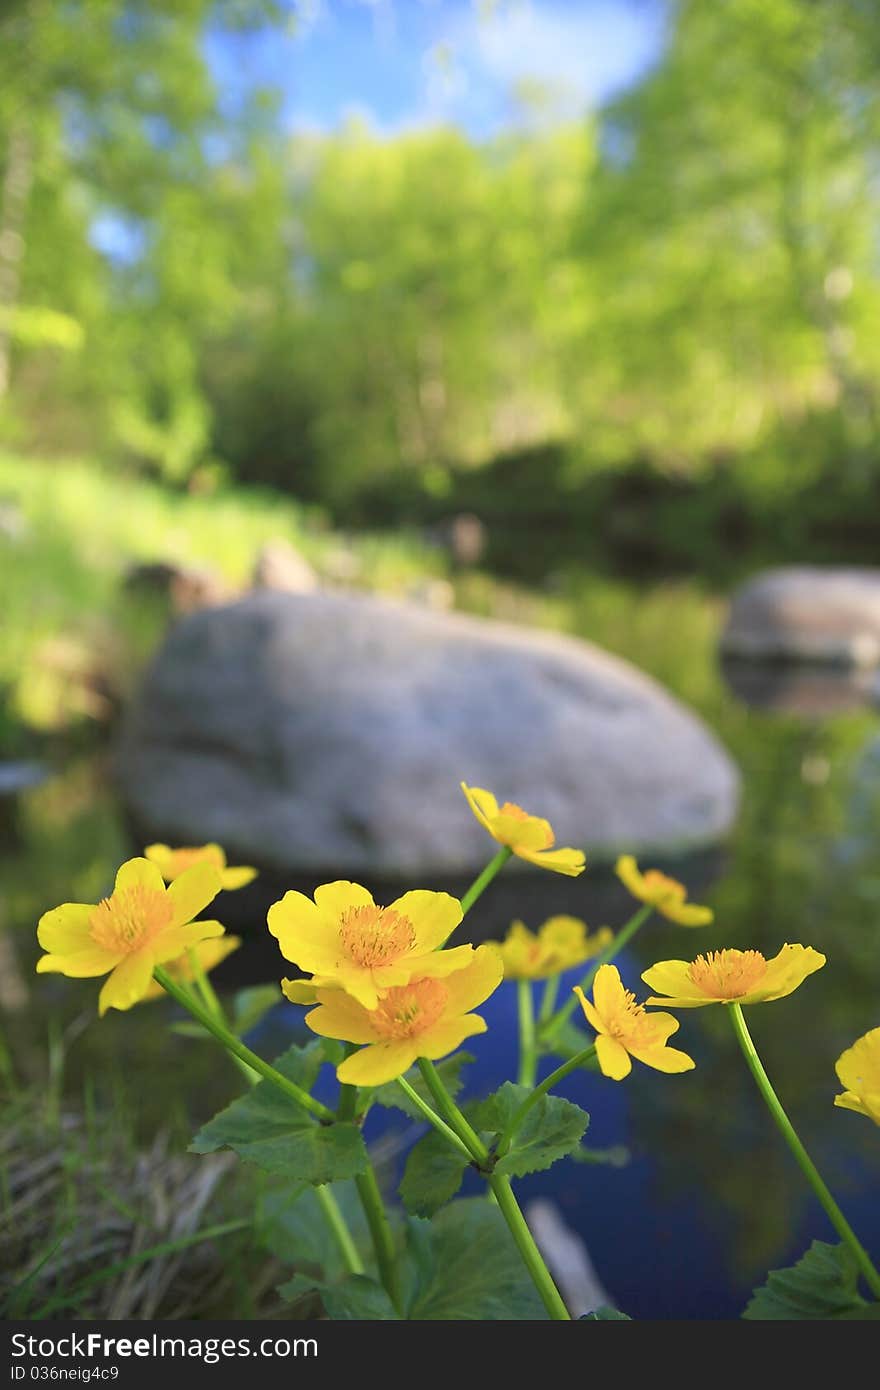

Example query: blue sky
[208,0,666,137]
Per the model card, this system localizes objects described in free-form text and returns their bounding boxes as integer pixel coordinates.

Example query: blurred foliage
[0,0,878,561]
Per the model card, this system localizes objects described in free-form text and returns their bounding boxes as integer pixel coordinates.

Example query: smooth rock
[722,567,880,666]
[116,590,739,876]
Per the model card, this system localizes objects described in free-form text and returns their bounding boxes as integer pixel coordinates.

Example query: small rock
[251,539,320,594]
[123,561,228,615]
[722,567,880,667]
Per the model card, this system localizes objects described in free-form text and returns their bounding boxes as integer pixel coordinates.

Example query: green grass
[0,452,445,746]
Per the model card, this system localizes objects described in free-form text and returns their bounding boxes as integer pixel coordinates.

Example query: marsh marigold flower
[460,783,585,876]
[268,881,475,1011]
[145,843,257,891]
[498,916,613,980]
[641,944,825,1009]
[573,964,694,1080]
[141,935,242,1002]
[305,945,504,1086]
[834,1027,880,1127]
[615,855,713,925]
[36,858,224,1015]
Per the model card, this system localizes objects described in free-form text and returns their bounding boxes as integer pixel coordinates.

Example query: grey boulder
[116,590,739,876]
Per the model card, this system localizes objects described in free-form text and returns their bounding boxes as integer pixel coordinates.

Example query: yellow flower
[141,935,242,1002]
[305,945,504,1086]
[498,916,613,980]
[36,858,224,1015]
[268,881,475,1011]
[460,783,585,876]
[834,1027,880,1127]
[573,964,694,1080]
[615,855,713,925]
[145,842,257,890]
[641,944,826,1008]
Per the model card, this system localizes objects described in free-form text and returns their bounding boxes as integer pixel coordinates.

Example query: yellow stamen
[688,949,767,999]
[371,979,449,1040]
[89,885,173,954]
[339,904,417,968]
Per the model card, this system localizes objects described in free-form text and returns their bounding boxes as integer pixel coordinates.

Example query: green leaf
[369,1053,474,1120]
[409,1199,547,1320]
[231,985,281,1036]
[581,1306,632,1320]
[189,1042,367,1183]
[399,1130,470,1217]
[279,1272,399,1320]
[319,1038,346,1066]
[743,1241,869,1320]
[256,1182,368,1282]
[472,1082,589,1179]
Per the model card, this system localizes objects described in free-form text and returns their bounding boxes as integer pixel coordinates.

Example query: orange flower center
[89,885,173,954]
[643,870,686,902]
[165,846,225,877]
[371,978,449,1040]
[339,905,417,968]
[687,949,767,999]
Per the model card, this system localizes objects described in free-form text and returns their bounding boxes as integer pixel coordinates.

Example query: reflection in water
[5,596,880,1317]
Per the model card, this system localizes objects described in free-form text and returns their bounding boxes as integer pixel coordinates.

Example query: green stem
[539,976,560,1023]
[314,1185,364,1276]
[729,1003,880,1301]
[153,966,334,1123]
[542,904,653,1040]
[517,979,538,1088]
[354,1167,403,1315]
[186,947,224,1019]
[497,1046,598,1158]
[488,1173,571,1320]
[397,1077,473,1160]
[459,846,514,919]
[417,1058,489,1164]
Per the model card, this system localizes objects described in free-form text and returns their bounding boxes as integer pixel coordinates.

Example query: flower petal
[517,846,586,876]
[834,1091,874,1121]
[573,985,604,1035]
[166,862,222,928]
[496,812,555,852]
[221,866,258,889]
[305,993,378,1044]
[387,890,462,951]
[337,1040,420,1087]
[402,945,476,980]
[115,857,166,896]
[661,902,714,927]
[615,854,647,900]
[98,950,156,1015]
[835,1027,880,1094]
[151,919,225,964]
[267,891,337,970]
[440,945,504,1015]
[417,1015,488,1060]
[641,959,707,1001]
[36,946,122,977]
[281,978,320,1005]
[595,1034,632,1080]
[313,881,374,920]
[591,963,625,1019]
[743,944,825,1004]
[627,1040,695,1074]
[460,782,499,834]
[37,903,96,954]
